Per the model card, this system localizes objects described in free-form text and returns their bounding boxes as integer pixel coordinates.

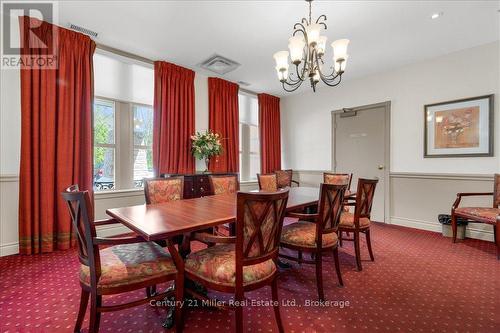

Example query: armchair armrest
[291,180,300,187]
[286,212,318,222]
[93,218,121,226]
[192,232,236,244]
[93,235,145,246]
[452,192,493,210]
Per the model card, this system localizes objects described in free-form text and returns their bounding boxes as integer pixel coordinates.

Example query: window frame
[93,96,153,192]
[238,91,260,182]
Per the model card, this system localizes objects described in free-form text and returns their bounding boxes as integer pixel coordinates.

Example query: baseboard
[0,225,132,257]
[0,241,19,257]
[391,216,494,242]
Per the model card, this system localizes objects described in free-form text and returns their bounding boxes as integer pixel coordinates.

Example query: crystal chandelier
[273,0,349,92]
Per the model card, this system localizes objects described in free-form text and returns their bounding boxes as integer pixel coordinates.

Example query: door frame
[331,101,391,223]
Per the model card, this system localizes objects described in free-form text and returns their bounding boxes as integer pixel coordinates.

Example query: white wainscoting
[0,175,259,257]
[292,170,495,242]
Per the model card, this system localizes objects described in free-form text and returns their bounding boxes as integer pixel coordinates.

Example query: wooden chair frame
[275,169,300,188]
[279,183,347,300]
[143,176,185,204]
[339,178,378,271]
[208,173,240,195]
[323,172,353,189]
[183,190,289,333]
[451,174,500,259]
[62,185,184,333]
[257,173,279,191]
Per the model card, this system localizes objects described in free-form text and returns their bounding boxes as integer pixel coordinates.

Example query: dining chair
[61,185,184,333]
[257,173,278,191]
[323,172,352,188]
[183,190,289,333]
[275,169,300,188]
[208,173,239,195]
[338,178,378,271]
[280,183,347,300]
[143,176,184,204]
[208,174,239,235]
[451,173,500,259]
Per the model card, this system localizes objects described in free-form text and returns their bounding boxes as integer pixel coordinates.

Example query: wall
[281,42,500,240]
[0,59,257,256]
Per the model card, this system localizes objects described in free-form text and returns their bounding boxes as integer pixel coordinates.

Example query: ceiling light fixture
[273,0,349,93]
[431,12,443,19]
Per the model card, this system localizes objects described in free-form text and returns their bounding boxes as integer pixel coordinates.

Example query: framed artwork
[424,95,494,157]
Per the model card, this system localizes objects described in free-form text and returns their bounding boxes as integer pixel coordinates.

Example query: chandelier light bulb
[332,39,350,62]
[275,66,288,82]
[273,51,290,71]
[334,55,348,73]
[305,23,321,45]
[288,36,305,64]
[316,36,328,56]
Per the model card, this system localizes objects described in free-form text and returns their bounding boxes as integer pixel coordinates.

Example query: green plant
[191,130,223,161]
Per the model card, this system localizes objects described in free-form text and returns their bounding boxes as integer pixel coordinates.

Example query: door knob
[377,165,384,170]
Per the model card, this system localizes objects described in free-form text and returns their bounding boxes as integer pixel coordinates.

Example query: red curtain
[208,78,239,173]
[18,17,95,254]
[153,61,195,175]
[258,93,282,174]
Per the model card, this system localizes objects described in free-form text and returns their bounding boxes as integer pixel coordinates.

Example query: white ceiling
[58,0,500,97]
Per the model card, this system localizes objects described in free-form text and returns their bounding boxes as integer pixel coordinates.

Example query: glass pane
[249,125,259,153]
[249,154,260,181]
[93,147,115,191]
[133,105,154,146]
[133,148,154,187]
[249,96,258,125]
[93,99,115,144]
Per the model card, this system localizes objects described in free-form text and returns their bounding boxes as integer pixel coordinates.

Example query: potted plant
[191,130,223,172]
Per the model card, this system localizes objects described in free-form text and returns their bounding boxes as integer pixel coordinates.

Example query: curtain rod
[95,43,259,96]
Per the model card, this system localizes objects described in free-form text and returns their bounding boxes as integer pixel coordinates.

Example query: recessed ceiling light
[431,12,443,19]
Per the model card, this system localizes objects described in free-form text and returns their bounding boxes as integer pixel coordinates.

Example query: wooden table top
[106,186,320,241]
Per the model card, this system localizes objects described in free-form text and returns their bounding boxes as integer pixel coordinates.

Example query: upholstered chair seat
[185,244,276,287]
[339,212,371,229]
[453,207,499,224]
[281,221,338,248]
[79,242,177,292]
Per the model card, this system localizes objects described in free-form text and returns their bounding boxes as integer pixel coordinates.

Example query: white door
[333,104,388,222]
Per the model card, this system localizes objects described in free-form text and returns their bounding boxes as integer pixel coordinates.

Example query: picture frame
[424,94,494,158]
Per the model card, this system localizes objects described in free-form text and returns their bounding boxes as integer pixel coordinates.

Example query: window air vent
[199,54,240,75]
[69,23,98,38]
[237,81,251,87]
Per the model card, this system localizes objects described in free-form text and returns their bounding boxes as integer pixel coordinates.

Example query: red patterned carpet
[1,223,499,333]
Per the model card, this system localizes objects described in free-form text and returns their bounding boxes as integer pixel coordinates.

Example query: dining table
[106,186,321,328]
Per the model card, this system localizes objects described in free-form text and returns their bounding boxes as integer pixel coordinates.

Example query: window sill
[94,188,144,200]
[240,180,258,185]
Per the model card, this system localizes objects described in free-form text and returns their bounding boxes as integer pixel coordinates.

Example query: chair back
[494,174,500,208]
[275,169,293,188]
[144,176,184,204]
[209,174,239,195]
[235,190,289,271]
[354,178,378,220]
[61,185,101,285]
[316,183,348,241]
[324,172,352,188]
[257,173,278,191]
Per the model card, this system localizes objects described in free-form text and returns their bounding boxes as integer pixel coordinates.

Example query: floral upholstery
[185,244,276,287]
[339,212,371,229]
[281,221,338,248]
[145,178,183,204]
[455,207,500,224]
[80,242,176,291]
[275,170,292,188]
[258,174,278,191]
[324,174,350,186]
[211,176,238,195]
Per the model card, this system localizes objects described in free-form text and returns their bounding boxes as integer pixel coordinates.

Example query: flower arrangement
[191,130,223,172]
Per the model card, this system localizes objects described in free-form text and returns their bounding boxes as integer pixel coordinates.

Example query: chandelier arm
[282,80,303,92]
[320,73,343,87]
[292,24,310,81]
[315,14,328,30]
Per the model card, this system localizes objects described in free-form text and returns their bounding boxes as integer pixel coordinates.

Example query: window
[239,92,260,181]
[93,51,154,191]
[93,99,116,190]
[132,105,154,186]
